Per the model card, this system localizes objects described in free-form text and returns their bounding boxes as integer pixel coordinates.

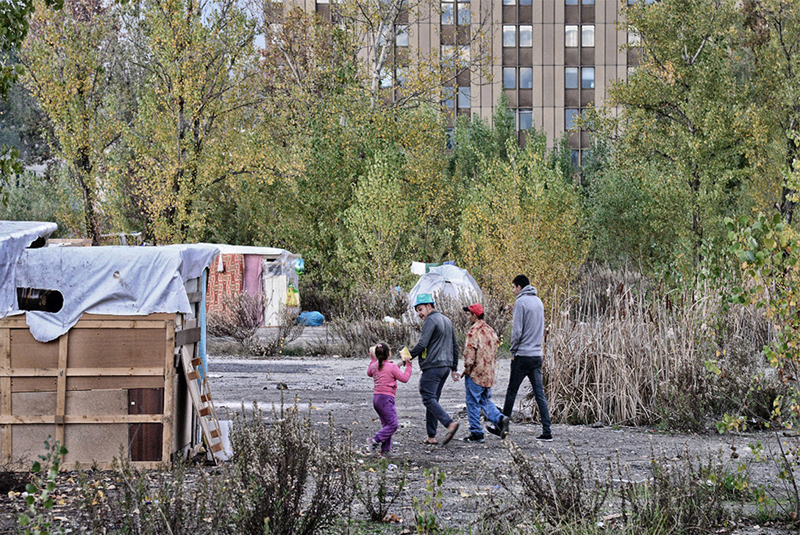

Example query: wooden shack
[0,223,223,470]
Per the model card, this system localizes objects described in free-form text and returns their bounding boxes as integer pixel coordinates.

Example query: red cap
[463,303,484,316]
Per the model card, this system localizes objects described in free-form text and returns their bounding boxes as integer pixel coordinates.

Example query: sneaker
[462,433,485,443]
[499,416,510,440]
[366,438,380,455]
[536,433,553,442]
[485,423,501,437]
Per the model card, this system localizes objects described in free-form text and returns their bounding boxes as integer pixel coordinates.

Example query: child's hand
[400,347,412,362]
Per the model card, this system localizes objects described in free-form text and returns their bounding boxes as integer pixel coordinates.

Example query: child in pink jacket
[367,342,412,456]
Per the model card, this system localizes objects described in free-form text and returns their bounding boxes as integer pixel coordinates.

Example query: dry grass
[539,267,779,428]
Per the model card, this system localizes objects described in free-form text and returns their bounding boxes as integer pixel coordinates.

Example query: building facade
[283,0,633,162]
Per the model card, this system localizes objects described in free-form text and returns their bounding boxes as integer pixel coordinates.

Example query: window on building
[582,25,595,47]
[441,1,453,25]
[519,109,532,130]
[503,25,516,47]
[317,0,329,4]
[457,2,470,24]
[519,67,532,89]
[380,68,393,88]
[565,25,578,47]
[396,25,409,46]
[458,86,470,109]
[628,30,640,45]
[508,108,517,130]
[503,67,516,89]
[627,65,637,77]
[520,0,531,5]
[565,0,578,4]
[396,67,408,86]
[565,67,578,89]
[441,45,455,65]
[582,66,595,89]
[446,128,455,149]
[458,45,470,66]
[582,0,595,4]
[570,150,579,167]
[443,87,455,108]
[519,25,532,47]
[503,0,515,5]
[565,108,579,130]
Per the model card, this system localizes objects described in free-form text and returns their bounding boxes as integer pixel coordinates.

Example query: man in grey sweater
[500,274,552,441]
[409,293,460,445]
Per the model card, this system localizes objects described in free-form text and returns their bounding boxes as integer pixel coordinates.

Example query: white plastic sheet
[15,243,219,342]
[0,221,57,318]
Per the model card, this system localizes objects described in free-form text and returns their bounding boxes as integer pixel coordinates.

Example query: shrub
[228,404,356,535]
[208,291,304,356]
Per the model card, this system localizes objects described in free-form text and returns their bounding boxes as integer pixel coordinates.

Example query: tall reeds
[541,268,776,427]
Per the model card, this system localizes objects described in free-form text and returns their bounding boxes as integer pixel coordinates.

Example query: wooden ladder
[180,346,225,461]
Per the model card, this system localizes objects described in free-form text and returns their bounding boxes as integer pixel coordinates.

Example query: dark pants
[502,355,551,433]
[372,394,399,453]
[419,366,453,438]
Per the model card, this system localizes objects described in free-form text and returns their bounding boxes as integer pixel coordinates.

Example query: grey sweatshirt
[409,310,459,371]
[510,285,544,357]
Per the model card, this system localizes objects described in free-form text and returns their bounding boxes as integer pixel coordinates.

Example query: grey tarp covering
[0,221,57,318]
[15,243,219,342]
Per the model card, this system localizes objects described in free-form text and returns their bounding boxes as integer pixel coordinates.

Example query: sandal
[440,422,459,445]
[422,438,438,445]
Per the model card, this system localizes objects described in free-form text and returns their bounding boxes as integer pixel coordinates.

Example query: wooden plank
[0,414,164,424]
[1,327,11,464]
[55,333,68,447]
[9,329,59,369]
[79,313,173,321]
[0,317,167,329]
[1,367,165,377]
[10,377,58,393]
[162,319,176,467]
[68,329,166,369]
[175,327,201,347]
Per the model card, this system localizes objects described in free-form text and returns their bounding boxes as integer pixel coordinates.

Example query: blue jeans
[419,367,454,438]
[503,355,551,434]
[464,376,503,436]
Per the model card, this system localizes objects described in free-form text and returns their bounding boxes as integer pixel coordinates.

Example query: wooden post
[0,327,11,464]
[162,318,175,468]
[55,332,69,447]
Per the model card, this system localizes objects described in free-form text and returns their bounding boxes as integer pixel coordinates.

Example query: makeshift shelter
[407,264,482,311]
[206,245,303,327]
[0,221,223,470]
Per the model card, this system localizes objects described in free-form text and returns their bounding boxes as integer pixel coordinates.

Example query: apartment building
[281,0,633,163]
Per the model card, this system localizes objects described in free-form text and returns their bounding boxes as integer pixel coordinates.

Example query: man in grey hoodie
[501,274,552,441]
[409,293,460,445]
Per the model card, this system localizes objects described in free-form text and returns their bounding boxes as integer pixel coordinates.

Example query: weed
[503,440,611,526]
[354,457,409,522]
[413,468,446,534]
[18,438,67,535]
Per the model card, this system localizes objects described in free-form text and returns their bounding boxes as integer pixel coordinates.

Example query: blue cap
[414,293,434,307]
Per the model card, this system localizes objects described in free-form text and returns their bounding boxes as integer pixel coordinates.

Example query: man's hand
[451,371,460,382]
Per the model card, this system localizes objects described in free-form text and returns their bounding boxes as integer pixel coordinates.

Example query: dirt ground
[1,351,796,534]
[207,353,796,533]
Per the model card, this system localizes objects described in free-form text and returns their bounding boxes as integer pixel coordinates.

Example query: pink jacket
[367,357,412,397]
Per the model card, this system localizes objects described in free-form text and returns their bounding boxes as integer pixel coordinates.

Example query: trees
[119,0,261,244]
[20,0,123,243]
[458,131,587,301]
[589,0,756,274]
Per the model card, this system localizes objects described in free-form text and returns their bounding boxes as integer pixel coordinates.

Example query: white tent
[407,265,482,311]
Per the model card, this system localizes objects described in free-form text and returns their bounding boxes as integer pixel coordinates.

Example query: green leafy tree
[458,130,587,301]
[120,0,261,244]
[590,0,755,274]
[20,0,123,242]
